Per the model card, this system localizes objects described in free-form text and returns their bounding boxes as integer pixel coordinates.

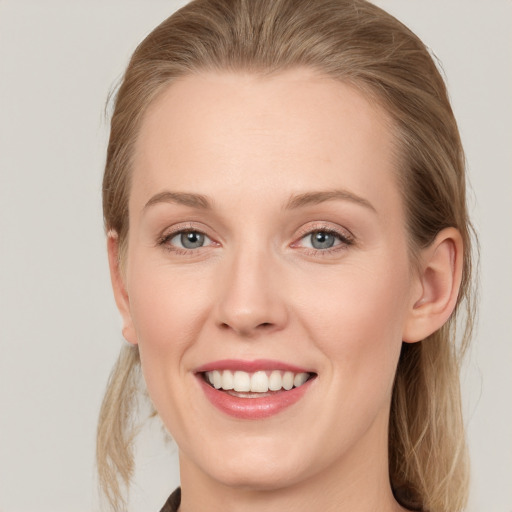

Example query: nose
[214,246,289,338]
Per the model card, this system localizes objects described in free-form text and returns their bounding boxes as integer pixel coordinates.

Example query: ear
[107,231,138,345]
[402,227,463,343]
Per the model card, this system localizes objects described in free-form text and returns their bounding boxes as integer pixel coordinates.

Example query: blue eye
[165,230,212,250]
[301,230,343,250]
[295,227,354,255]
[308,231,337,249]
[178,231,205,249]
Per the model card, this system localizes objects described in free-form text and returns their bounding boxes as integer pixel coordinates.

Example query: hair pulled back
[98,1,476,510]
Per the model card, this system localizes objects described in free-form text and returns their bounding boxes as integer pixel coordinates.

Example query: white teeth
[282,371,294,390]
[251,371,269,392]
[294,372,309,387]
[212,370,222,389]
[268,370,282,391]
[221,370,234,390]
[204,370,311,393]
[233,371,251,392]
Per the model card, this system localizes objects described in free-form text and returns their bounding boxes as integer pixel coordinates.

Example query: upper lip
[194,359,314,374]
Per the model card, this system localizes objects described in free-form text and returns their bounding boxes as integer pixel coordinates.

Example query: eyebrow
[143,191,212,211]
[285,189,376,213]
[143,188,376,213]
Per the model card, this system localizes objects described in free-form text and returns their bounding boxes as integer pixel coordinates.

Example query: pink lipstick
[194,359,316,419]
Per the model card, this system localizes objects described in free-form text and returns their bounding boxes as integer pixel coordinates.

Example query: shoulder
[159,487,181,512]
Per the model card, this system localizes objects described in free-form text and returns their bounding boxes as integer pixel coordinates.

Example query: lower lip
[197,375,315,420]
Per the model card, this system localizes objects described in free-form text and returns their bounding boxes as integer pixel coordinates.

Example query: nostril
[217,321,275,336]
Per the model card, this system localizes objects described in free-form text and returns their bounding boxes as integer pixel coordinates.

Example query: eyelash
[157,224,355,257]
[293,224,354,257]
[157,224,215,256]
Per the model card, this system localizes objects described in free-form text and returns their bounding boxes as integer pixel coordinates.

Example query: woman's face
[118,68,420,490]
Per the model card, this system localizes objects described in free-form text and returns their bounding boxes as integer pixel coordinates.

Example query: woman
[97,0,476,510]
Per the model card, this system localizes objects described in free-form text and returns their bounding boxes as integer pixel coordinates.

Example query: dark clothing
[159,487,181,512]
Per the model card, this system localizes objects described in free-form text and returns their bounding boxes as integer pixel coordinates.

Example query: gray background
[0,1,510,511]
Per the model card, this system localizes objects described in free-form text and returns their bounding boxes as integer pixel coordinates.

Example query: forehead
[131,68,401,217]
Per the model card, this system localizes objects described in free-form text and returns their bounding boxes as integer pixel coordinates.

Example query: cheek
[125,254,211,384]
[298,259,410,391]
[125,259,215,434]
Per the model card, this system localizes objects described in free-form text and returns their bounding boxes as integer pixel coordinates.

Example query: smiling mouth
[202,369,316,397]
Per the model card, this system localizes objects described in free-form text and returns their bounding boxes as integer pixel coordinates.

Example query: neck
[177,408,408,512]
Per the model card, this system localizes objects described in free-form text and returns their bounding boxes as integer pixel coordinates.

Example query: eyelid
[157,222,219,253]
[293,222,354,243]
[290,222,355,254]
[158,221,211,239]
[155,221,355,257]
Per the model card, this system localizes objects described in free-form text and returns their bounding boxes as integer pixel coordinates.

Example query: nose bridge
[215,240,288,337]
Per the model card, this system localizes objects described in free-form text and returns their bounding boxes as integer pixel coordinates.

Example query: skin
[108,68,463,512]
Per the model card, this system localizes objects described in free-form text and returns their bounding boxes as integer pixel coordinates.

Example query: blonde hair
[98,0,476,510]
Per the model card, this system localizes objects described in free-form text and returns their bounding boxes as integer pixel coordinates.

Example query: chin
[211,462,302,492]
[192,438,309,491]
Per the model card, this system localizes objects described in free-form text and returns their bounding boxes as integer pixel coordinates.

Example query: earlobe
[402,227,463,343]
[107,231,138,345]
